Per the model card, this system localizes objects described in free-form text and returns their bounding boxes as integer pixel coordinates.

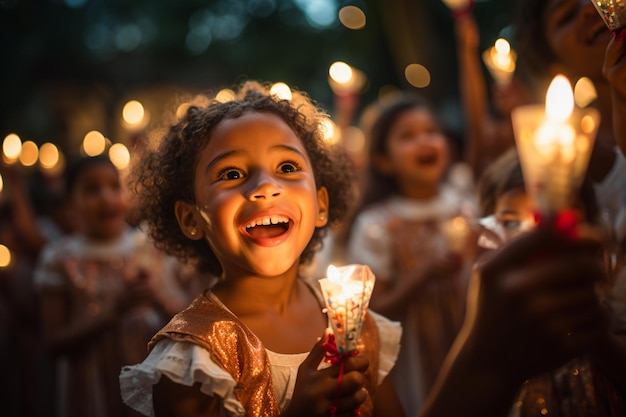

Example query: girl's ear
[315,187,330,227]
[175,201,205,240]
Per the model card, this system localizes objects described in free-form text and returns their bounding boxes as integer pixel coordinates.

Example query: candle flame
[546,75,574,123]
[494,38,511,55]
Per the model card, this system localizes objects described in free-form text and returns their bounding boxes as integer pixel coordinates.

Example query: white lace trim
[119,339,245,417]
[369,310,402,382]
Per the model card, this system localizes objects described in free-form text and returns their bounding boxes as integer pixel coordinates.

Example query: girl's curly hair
[128,81,355,277]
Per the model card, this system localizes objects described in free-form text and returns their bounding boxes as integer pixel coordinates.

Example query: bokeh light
[83,130,106,156]
[122,100,145,125]
[270,82,293,100]
[329,61,353,84]
[342,126,366,153]
[19,141,39,167]
[39,142,60,169]
[405,64,431,88]
[320,118,341,144]
[0,244,11,268]
[215,89,236,103]
[0,173,3,194]
[109,143,131,170]
[494,38,511,55]
[338,6,366,30]
[3,133,22,160]
[574,77,597,108]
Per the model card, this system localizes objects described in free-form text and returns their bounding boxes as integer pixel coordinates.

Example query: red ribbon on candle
[323,333,361,417]
[533,208,579,240]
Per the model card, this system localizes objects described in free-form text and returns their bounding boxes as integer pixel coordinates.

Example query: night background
[1,0,516,168]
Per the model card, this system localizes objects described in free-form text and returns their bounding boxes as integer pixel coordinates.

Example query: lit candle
[482,38,516,87]
[511,75,600,216]
[440,0,473,12]
[319,264,375,352]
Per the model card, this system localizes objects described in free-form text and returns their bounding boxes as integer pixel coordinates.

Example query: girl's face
[494,188,536,242]
[380,108,449,190]
[71,163,127,240]
[179,112,328,278]
[543,0,612,81]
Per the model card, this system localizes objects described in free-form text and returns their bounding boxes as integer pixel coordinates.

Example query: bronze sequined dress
[119,287,401,417]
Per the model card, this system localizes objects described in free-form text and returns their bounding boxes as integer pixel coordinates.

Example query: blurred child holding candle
[452,5,533,178]
[514,0,626,248]
[475,149,626,416]
[345,94,477,417]
[34,154,196,417]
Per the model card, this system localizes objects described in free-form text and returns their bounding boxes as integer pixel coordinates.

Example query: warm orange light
[405,64,431,88]
[2,133,22,160]
[83,130,106,156]
[215,89,235,103]
[574,77,597,108]
[0,244,11,268]
[320,118,341,145]
[19,141,39,166]
[270,82,292,100]
[338,6,366,30]
[545,75,574,123]
[329,62,353,84]
[109,143,130,170]
[122,100,145,125]
[39,142,60,169]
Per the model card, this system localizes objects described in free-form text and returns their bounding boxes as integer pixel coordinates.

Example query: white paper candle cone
[592,0,626,31]
[319,264,376,353]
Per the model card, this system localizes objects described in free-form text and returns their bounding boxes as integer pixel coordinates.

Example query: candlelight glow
[109,143,131,169]
[122,100,145,125]
[0,244,11,268]
[270,82,292,100]
[405,64,431,88]
[494,38,511,55]
[329,61,353,84]
[19,141,39,167]
[215,89,236,103]
[574,77,597,108]
[483,38,516,86]
[545,75,574,123]
[319,264,375,352]
[511,74,600,215]
[320,118,341,144]
[3,133,22,160]
[83,130,106,156]
[0,173,3,194]
[39,142,60,169]
[338,6,366,30]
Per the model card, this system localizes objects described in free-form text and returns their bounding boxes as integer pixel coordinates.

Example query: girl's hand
[283,330,369,417]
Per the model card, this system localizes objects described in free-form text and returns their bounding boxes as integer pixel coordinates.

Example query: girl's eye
[278,161,300,173]
[501,220,521,230]
[218,168,244,181]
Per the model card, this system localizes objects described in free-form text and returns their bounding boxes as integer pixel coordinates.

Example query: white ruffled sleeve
[368,310,402,384]
[119,339,245,417]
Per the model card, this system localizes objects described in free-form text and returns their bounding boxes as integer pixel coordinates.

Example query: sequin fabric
[149,290,381,417]
[513,356,625,417]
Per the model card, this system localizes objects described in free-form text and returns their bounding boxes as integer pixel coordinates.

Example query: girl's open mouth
[243,215,291,239]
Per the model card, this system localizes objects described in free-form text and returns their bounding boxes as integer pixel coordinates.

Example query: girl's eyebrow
[204,144,308,174]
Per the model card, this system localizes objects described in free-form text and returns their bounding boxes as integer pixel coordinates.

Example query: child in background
[34,155,195,417]
[476,150,625,416]
[345,94,476,417]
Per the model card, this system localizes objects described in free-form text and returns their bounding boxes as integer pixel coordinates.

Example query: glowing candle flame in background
[511,75,600,215]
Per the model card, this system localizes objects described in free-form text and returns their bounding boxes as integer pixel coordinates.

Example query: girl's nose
[246,171,282,201]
